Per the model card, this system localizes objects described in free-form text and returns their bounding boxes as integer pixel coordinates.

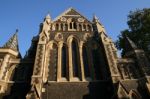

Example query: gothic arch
[67,35,80,45]
[5,64,17,81]
[47,41,58,49]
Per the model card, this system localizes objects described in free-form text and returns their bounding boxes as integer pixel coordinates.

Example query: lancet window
[61,44,67,78]
[72,39,80,77]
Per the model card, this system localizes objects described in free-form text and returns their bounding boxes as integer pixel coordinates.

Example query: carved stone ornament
[83,33,90,41]
[61,17,67,22]
[67,18,72,22]
[54,33,63,41]
[78,18,84,22]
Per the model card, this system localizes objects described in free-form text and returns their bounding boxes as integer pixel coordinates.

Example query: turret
[0,30,21,96]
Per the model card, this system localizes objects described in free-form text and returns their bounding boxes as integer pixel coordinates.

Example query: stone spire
[92,14,106,34]
[44,13,51,24]
[93,14,99,23]
[3,29,19,51]
[124,35,138,52]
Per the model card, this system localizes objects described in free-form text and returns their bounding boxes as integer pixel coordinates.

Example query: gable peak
[53,7,88,22]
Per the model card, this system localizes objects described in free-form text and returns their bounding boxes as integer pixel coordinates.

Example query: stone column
[63,23,65,31]
[57,43,63,82]
[81,23,84,31]
[59,23,61,31]
[79,42,85,81]
[68,39,73,81]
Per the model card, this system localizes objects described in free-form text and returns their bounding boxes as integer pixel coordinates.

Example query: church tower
[0,30,21,98]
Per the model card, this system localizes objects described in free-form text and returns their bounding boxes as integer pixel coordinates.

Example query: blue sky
[0,0,150,56]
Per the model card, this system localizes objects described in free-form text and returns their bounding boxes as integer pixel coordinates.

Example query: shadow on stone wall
[42,81,113,99]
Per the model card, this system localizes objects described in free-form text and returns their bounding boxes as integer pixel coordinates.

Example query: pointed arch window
[83,45,90,77]
[72,39,80,77]
[61,44,67,77]
[48,43,58,81]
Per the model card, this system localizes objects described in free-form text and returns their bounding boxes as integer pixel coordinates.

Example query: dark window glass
[83,46,90,77]
[72,40,79,77]
[73,22,77,29]
[79,24,82,31]
[61,23,63,30]
[61,45,67,77]
[70,23,72,29]
[56,24,59,30]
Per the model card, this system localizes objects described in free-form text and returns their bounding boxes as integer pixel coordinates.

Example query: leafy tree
[116,8,150,57]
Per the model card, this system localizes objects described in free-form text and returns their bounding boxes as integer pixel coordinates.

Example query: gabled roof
[53,7,91,22]
[2,30,19,51]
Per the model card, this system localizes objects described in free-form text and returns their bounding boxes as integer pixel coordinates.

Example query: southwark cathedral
[0,8,150,99]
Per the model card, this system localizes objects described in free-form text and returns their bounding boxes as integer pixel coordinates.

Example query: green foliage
[116,8,150,56]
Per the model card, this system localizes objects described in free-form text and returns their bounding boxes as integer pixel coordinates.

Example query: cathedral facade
[0,8,150,99]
